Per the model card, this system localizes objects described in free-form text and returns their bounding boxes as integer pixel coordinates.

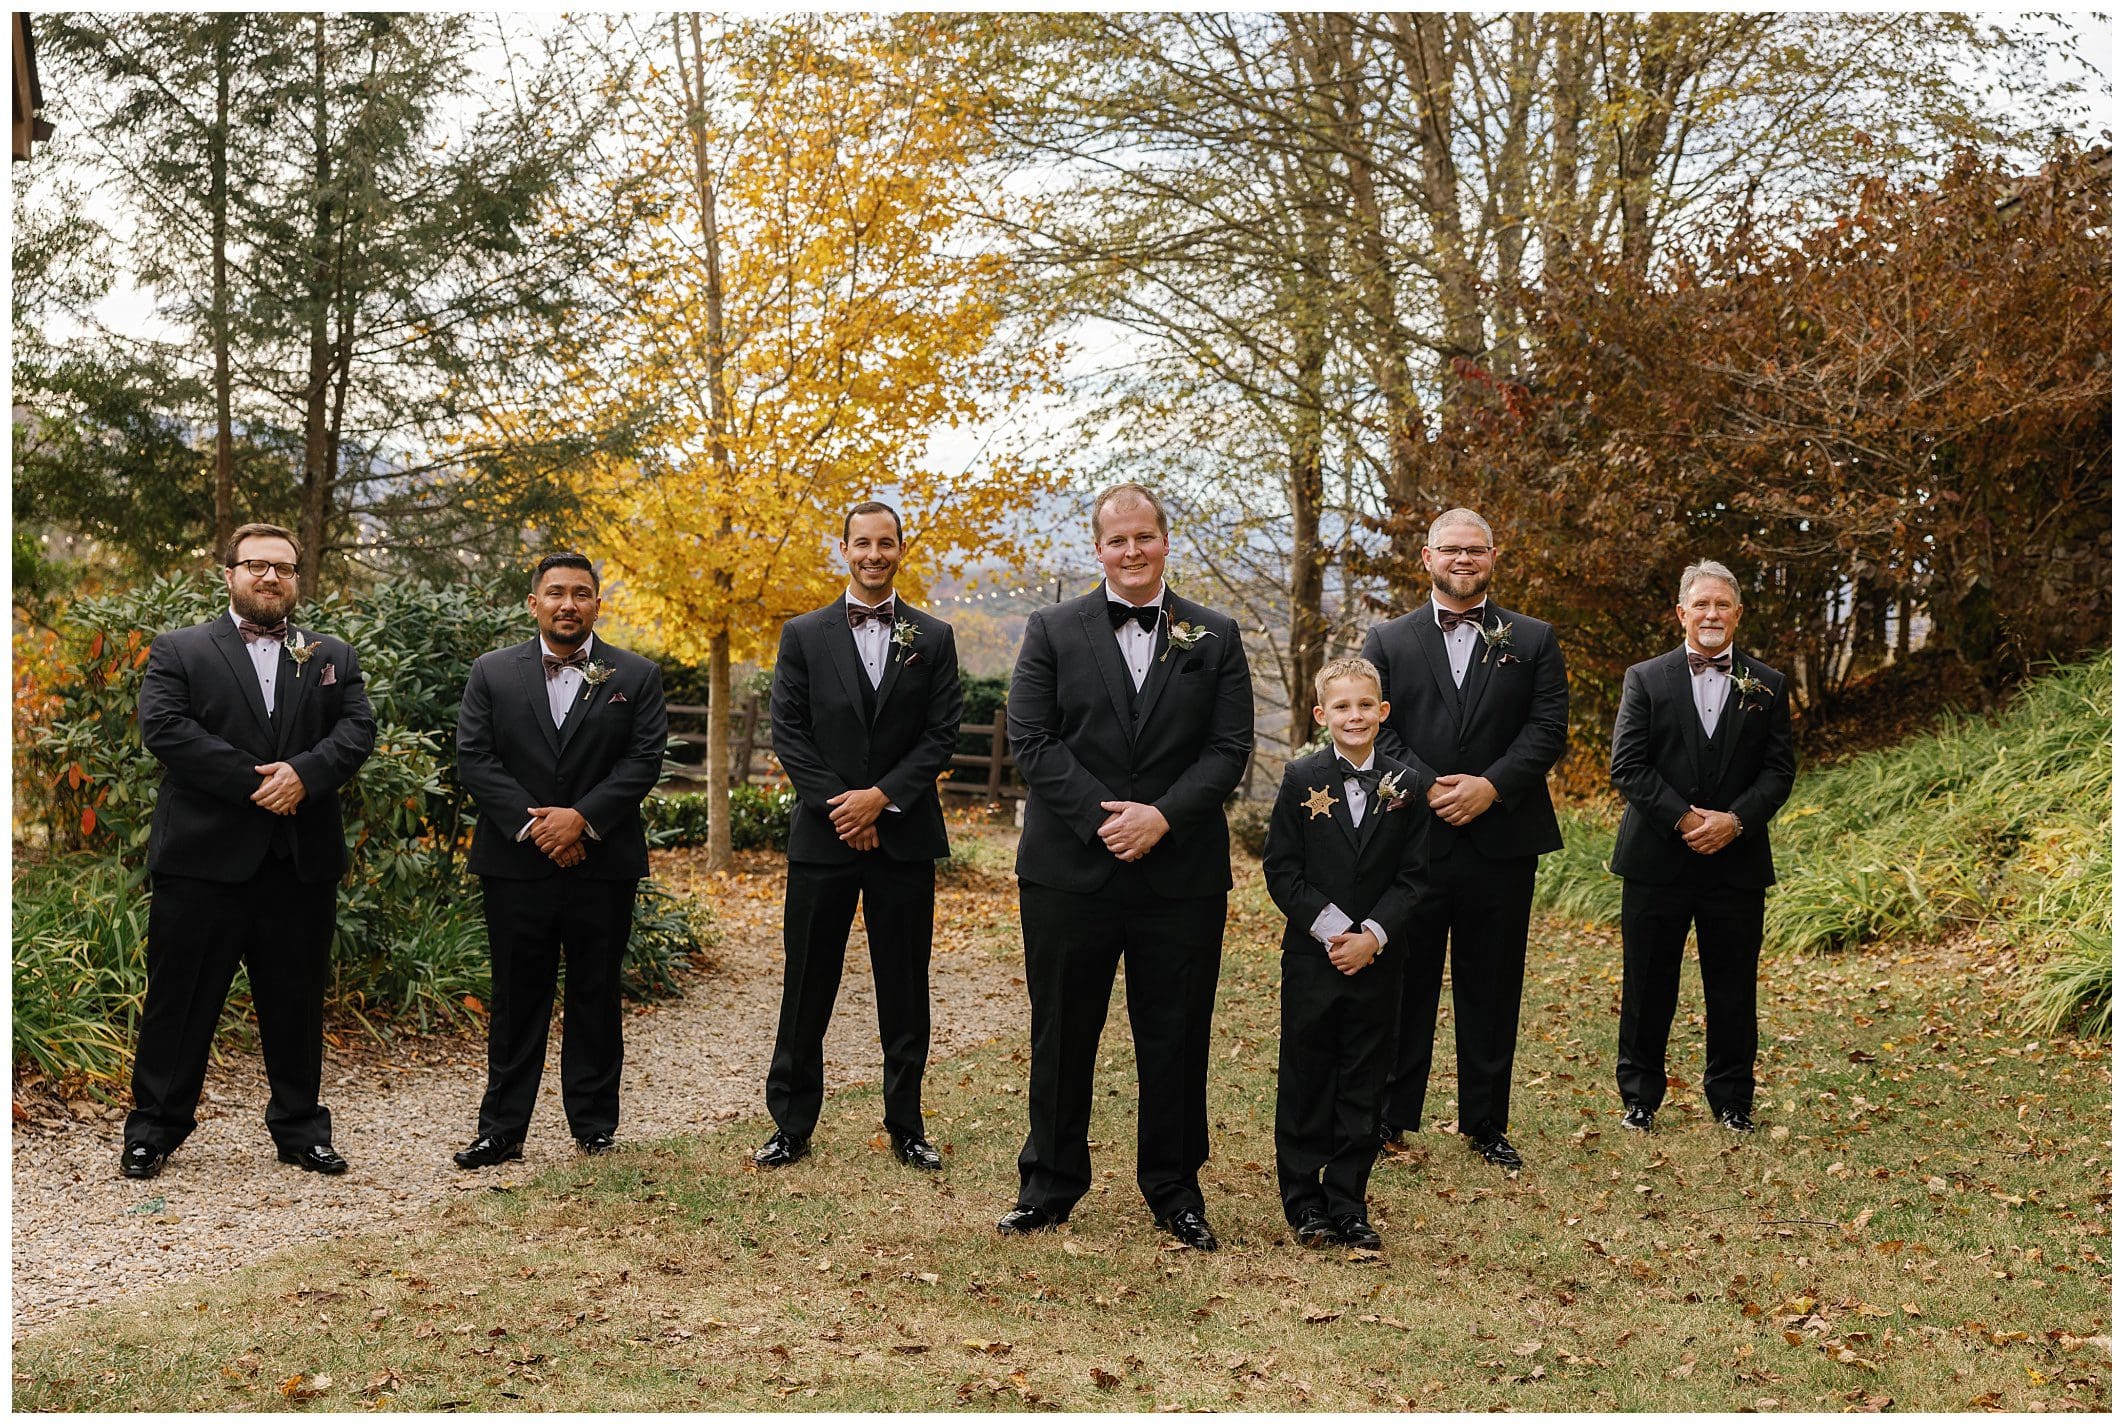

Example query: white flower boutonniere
[890,618,919,664]
[1478,616,1514,665]
[581,660,615,701]
[286,629,316,678]
[1726,665,1770,711]
[1161,609,1217,663]
[1377,769,1407,805]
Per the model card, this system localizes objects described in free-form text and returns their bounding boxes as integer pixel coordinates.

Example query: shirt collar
[540,632,596,662]
[1432,597,1487,626]
[845,591,896,617]
[1684,643,1734,672]
[1336,749,1377,773]
[227,605,285,639]
[1103,580,1166,611]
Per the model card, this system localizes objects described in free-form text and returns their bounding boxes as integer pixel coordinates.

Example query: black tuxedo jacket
[1007,588,1252,896]
[1261,747,1432,958]
[1609,646,1796,889]
[770,598,963,865]
[1359,600,1569,862]
[138,616,377,886]
[456,636,669,881]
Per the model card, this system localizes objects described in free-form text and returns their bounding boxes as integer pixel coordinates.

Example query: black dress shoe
[1293,1207,1339,1248]
[453,1134,524,1170]
[575,1132,617,1155]
[753,1130,809,1168]
[119,1144,167,1180]
[1157,1208,1220,1252]
[996,1204,1064,1235]
[888,1128,942,1171]
[1470,1132,1524,1173]
[1379,1121,1406,1148]
[1715,1107,1756,1134]
[1335,1214,1383,1251]
[1622,1104,1656,1133]
[278,1142,349,1174]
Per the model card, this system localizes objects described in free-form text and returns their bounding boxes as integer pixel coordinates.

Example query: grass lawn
[13,862,2110,1411]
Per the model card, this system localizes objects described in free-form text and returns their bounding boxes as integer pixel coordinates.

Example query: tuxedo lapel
[515,642,563,760]
[209,618,275,743]
[1665,650,1713,787]
[821,605,875,725]
[1709,658,1750,787]
[1131,599,1185,732]
[870,604,912,724]
[1456,610,1501,739]
[1409,615,1461,717]
[272,631,315,755]
[555,660,599,754]
[1077,598,1138,740]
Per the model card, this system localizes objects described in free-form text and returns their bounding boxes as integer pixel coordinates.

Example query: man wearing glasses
[1360,508,1568,1176]
[122,524,376,1180]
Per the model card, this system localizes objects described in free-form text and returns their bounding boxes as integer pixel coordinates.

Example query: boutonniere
[1376,769,1414,810]
[1478,616,1513,664]
[1160,609,1217,663]
[285,629,317,677]
[890,618,920,664]
[581,660,615,701]
[1726,666,1769,711]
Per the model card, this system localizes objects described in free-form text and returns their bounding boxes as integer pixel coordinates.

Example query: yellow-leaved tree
[512,15,1062,866]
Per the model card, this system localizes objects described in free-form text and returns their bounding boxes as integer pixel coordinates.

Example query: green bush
[1226,799,1274,859]
[644,784,797,852]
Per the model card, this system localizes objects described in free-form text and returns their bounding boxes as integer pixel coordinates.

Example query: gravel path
[11,848,1029,1339]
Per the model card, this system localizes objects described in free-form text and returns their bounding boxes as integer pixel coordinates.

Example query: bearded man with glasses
[121,523,376,1180]
[1360,508,1568,1176]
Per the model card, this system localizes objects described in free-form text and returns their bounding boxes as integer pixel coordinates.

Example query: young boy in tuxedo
[1262,657,1431,1251]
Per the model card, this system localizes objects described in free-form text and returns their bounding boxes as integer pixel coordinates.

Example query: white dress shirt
[1690,648,1730,738]
[1435,598,1486,688]
[228,606,282,714]
[1105,581,1165,691]
[520,633,601,843]
[847,593,896,689]
[1308,748,1391,952]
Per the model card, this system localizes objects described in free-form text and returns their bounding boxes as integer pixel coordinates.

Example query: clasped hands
[1678,806,1740,854]
[526,805,590,868]
[828,786,889,852]
[249,762,307,816]
[1427,772,1497,826]
[1098,800,1168,861]
[1325,927,1380,976]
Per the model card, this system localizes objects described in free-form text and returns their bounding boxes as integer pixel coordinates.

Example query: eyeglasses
[230,559,299,579]
[1430,544,1493,560]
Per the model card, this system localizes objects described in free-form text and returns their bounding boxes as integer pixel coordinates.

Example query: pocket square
[319,662,338,687]
[608,690,629,704]
[904,652,924,667]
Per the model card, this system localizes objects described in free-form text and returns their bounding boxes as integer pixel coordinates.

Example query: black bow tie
[237,618,288,644]
[542,647,589,677]
[1108,601,1161,633]
[847,601,894,628]
[1335,758,1382,792]
[1437,604,1487,632]
[1688,649,1733,675]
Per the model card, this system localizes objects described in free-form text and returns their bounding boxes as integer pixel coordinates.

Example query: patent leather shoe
[888,1128,942,1171]
[1716,1107,1756,1134]
[1158,1208,1220,1251]
[1293,1207,1338,1248]
[1470,1131,1524,1173]
[119,1143,168,1180]
[995,1204,1063,1235]
[1335,1214,1383,1251]
[1622,1104,1656,1133]
[278,1142,349,1174]
[753,1130,809,1168]
[453,1134,524,1170]
[575,1132,617,1155]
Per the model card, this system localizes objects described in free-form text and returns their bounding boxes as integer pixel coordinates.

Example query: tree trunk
[297,14,334,589]
[1285,309,1328,747]
[209,20,235,554]
[706,628,732,865]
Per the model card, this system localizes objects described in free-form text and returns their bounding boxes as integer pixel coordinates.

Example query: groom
[999,482,1253,1250]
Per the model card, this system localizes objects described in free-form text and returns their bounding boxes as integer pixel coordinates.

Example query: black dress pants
[1276,942,1403,1224]
[1016,872,1225,1221]
[476,874,638,1142]
[1382,839,1537,1139]
[1615,877,1764,1115]
[765,853,935,1140]
[126,863,336,1154]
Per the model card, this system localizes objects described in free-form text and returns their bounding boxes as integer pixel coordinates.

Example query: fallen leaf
[1090,1367,1120,1389]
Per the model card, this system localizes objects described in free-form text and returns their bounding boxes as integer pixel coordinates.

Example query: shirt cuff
[1311,903,1352,946]
[1362,918,1388,949]
[516,819,534,842]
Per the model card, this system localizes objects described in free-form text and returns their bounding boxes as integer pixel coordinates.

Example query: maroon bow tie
[542,647,589,677]
[1688,649,1733,675]
[847,602,895,629]
[1437,605,1486,633]
[237,618,288,644]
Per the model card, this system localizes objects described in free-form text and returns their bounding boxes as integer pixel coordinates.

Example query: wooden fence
[662,696,1025,802]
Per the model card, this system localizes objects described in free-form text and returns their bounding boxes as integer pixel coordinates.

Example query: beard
[230,583,297,624]
[1692,624,1731,650]
[1430,565,1492,603]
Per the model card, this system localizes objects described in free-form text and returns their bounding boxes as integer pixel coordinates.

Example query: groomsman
[123,523,376,1179]
[452,553,668,1167]
[1609,560,1795,1133]
[1362,507,1568,1173]
[999,483,1253,1250]
[756,501,963,1172]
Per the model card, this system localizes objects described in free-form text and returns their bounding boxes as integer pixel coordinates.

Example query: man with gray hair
[1607,559,1795,1135]
[1361,506,1569,1175]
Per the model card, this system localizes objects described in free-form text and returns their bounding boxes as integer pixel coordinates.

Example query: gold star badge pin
[1303,784,1337,820]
